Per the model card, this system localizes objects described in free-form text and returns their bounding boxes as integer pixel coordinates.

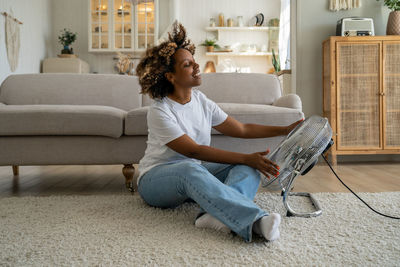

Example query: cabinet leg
[331,154,337,166]
[323,151,337,167]
[12,165,19,176]
[122,164,136,193]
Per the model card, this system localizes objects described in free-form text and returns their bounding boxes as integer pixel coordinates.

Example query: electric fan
[262,115,334,218]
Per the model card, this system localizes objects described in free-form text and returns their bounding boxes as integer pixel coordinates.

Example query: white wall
[0,0,52,84]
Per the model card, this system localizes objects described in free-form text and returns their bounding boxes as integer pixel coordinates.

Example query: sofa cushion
[211,103,304,134]
[124,104,303,136]
[0,105,125,138]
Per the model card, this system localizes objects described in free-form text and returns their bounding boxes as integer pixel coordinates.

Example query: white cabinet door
[89,0,158,52]
[89,0,111,51]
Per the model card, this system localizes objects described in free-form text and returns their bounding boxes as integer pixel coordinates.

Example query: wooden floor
[0,162,399,197]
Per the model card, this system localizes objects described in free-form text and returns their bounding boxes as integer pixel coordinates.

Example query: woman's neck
[168,87,192,105]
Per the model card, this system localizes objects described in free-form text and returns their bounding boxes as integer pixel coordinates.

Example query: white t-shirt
[138,89,228,181]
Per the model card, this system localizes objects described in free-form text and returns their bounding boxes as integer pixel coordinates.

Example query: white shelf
[206,26,278,40]
[206,52,272,65]
[206,52,272,56]
[205,26,278,31]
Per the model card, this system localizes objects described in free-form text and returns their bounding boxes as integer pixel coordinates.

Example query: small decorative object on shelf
[237,16,244,27]
[268,18,279,27]
[209,18,216,27]
[218,13,225,27]
[249,13,264,26]
[200,39,220,52]
[227,18,234,27]
[204,61,216,73]
[376,0,400,35]
[58,28,77,54]
[115,52,135,75]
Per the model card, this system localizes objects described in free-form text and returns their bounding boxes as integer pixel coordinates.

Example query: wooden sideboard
[323,36,400,164]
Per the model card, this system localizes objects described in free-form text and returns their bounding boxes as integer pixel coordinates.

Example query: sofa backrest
[0,74,142,111]
[142,73,282,106]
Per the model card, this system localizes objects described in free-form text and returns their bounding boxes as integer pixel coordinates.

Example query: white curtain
[5,11,20,72]
[279,0,290,70]
[158,0,180,43]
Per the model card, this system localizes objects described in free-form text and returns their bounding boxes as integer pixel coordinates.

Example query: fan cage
[261,116,333,189]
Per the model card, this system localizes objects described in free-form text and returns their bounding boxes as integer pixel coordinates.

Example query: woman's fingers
[256,149,280,178]
[259,164,279,178]
[263,157,280,171]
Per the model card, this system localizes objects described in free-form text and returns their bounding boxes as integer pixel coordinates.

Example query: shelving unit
[204,26,278,72]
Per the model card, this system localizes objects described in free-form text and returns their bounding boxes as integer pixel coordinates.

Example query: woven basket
[387,11,400,35]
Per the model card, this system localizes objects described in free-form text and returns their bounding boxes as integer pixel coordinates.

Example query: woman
[136,22,302,242]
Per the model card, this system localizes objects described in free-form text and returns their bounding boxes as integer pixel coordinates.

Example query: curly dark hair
[136,22,196,99]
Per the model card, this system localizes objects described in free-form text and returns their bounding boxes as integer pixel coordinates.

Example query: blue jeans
[137,160,268,242]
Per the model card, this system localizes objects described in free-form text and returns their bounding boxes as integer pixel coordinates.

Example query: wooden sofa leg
[12,165,19,176]
[123,164,136,193]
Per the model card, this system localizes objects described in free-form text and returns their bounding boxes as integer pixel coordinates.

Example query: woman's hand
[244,149,280,180]
[284,118,304,135]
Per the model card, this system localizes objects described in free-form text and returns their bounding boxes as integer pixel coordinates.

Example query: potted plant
[271,48,281,73]
[200,39,220,52]
[58,28,77,54]
[377,0,400,35]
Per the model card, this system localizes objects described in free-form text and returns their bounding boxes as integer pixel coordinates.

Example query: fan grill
[262,116,332,189]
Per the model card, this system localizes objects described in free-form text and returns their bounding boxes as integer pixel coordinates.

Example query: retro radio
[336,17,374,36]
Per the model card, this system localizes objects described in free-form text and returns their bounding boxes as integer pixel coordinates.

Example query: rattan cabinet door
[383,41,400,148]
[336,42,381,150]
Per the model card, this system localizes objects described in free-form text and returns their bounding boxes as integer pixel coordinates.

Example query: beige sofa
[0,73,303,191]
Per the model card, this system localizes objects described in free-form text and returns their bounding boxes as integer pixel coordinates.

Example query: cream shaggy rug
[0,192,399,266]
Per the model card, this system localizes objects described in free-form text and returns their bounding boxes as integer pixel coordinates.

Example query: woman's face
[168,48,201,89]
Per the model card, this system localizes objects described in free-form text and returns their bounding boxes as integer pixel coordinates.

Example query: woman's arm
[213,116,303,138]
[166,134,279,178]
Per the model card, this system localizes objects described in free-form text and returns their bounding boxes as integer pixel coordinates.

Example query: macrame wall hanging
[2,11,22,72]
[329,0,362,11]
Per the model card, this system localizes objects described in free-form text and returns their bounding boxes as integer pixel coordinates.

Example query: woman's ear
[165,72,174,84]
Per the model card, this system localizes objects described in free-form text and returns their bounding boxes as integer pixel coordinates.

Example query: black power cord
[322,154,400,220]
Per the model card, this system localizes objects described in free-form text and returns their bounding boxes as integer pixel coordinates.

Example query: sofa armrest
[272,94,302,110]
[0,102,5,106]
[125,106,149,135]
